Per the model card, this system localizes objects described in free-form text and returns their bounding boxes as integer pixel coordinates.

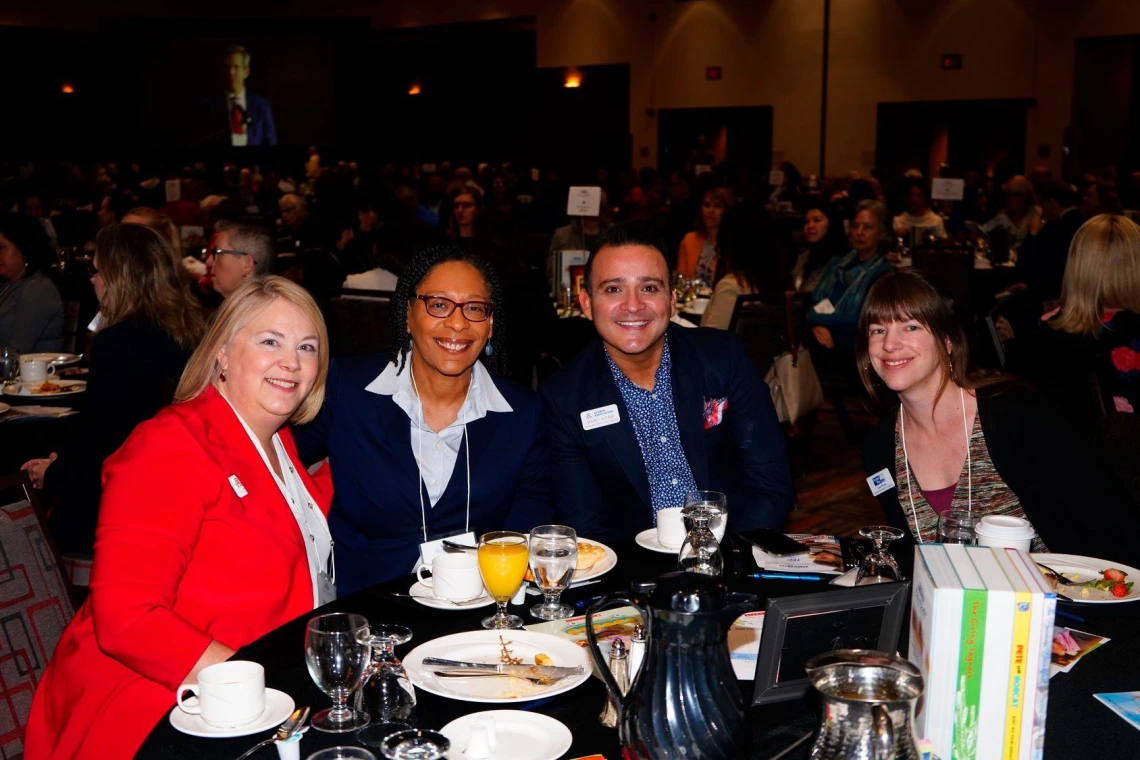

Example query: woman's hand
[21,452,58,489]
[811,326,835,350]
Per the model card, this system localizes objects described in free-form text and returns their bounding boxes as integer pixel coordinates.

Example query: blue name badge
[866,468,896,497]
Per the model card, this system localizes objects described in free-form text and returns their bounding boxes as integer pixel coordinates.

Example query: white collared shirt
[221,394,333,607]
[365,354,512,506]
[228,90,249,147]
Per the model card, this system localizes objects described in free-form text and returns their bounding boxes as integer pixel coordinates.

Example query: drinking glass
[528,525,578,620]
[855,526,906,585]
[0,347,19,386]
[307,749,377,760]
[378,729,451,760]
[678,505,724,577]
[356,624,416,747]
[477,531,529,629]
[305,613,373,732]
[685,490,727,539]
[938,509,976,545]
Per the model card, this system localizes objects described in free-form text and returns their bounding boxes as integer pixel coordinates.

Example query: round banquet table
[139,541,1140,759]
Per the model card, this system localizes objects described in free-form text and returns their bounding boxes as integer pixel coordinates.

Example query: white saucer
[408,581,495,610]
[441,710,572,760]
[169,688,294,738]
[635,528,680,554]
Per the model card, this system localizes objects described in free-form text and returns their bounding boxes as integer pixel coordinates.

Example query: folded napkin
[3,405,76,421]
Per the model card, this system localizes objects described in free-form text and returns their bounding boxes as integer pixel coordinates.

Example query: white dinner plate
[634,528,679,554]
[441,710,572,760]
[3,380,87,398]
[572,539,617,582]
[20,352,82,366]
[408,581,495,611]
[1031,553,1140,604]
[404,629,591,704]
[169,688,294,738]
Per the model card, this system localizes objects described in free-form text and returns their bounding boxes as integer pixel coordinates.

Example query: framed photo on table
[751,581,910,705]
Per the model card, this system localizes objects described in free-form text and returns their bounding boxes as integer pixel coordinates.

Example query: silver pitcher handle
[871,703,894,760]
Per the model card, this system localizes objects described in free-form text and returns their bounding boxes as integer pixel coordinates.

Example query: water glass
[477,531,528,630]
[307,749,377,760]
[528,525,578,620]
[378,729,450,760]
[356,624,416,747]
[684,490,728,541]
[938,509,977,545]
[854,526,906,585]
[678,505,724,577]
[305,613,373,733]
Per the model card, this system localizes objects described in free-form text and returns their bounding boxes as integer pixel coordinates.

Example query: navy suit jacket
[294,352,553,595]
[540,324,794,544]
[202,92,278,146]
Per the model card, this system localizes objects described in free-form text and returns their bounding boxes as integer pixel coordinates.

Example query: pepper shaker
[629,624,647,681]
[599,638,629,728]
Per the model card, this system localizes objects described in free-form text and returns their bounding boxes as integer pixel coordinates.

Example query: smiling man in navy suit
[202,44,278,147]
[540,222,793,543]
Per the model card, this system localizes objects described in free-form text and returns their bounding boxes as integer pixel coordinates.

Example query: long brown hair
[855,269,1004,411]
[174,276,329,425]
[97,223,205,349]
[1053,213,1140,337]
[695,187,732,239]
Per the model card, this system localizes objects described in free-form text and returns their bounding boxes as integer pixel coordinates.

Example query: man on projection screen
[203,44,278,147]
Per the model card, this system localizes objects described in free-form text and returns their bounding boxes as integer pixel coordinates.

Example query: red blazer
[26,386,332,759]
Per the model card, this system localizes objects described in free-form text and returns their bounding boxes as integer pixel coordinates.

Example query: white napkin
[6,405,76,419]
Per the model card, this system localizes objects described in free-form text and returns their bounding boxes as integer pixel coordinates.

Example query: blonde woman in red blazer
[26,276,333,759]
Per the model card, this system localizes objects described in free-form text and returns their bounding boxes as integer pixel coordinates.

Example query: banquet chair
[0,472,76,756]
[728,293,803,378]
[330,289,394,357]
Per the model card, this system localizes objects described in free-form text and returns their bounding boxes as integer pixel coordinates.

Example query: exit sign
[941,54,962,71]
[706,66,722,81]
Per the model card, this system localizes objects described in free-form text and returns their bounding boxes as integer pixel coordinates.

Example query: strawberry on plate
[1112,582,1129,598]
[1103,568,1127,582]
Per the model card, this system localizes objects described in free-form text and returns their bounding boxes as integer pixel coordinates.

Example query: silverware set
[234,705,309,760]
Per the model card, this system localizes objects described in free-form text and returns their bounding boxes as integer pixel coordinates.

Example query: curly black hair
[388,244,509,376]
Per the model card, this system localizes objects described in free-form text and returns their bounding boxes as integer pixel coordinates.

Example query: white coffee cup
[656,507,687,550]
[176,660,266,728]
[974,515,1035,552]
[19,357,55,385]
[417,551,484,601]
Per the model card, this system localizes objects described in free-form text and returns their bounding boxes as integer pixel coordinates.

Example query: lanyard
[899,386,972,542]
[410,366,472,542]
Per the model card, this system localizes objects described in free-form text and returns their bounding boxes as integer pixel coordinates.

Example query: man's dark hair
[584,221,670,293]
[0,213,52,276]
[1037,180,1079,209]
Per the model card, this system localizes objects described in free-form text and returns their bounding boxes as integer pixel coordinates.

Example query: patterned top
[696,241,718,284]
[1097,310,1140,414]
[605,337,698,519]
[893,411,1049,552]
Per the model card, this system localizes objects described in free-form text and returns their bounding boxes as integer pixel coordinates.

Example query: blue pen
[747,572,826,582]
[573,594,606,612]
[1055,608,1084,624]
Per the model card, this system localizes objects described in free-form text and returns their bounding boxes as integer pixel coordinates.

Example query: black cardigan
[862,383,1140,569]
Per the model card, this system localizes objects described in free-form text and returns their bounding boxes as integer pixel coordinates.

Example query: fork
[1036,562,1083,586]
[389,592,488,607]
[431,670,570,686]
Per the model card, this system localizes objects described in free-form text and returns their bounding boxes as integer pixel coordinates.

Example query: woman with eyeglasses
[294,245,553,593]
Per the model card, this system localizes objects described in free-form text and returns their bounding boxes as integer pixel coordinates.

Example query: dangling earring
[220,369,227,382]
[484,343,494,357]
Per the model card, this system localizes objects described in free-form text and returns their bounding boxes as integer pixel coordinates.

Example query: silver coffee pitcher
[805,649,923,760]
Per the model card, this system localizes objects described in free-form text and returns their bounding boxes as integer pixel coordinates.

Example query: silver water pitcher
[805,650,923,760]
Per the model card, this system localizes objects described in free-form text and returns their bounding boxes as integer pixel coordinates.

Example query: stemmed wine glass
[678,505,725,577]
[356,624,416,748]
[305,613,373,732]
[477,531,529,630]
[528,525,578,620]
[855,526,906,585]
[378,729,451,760]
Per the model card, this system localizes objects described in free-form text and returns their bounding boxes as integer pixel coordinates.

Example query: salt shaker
[629,624,647,680]
[599,638,629,728]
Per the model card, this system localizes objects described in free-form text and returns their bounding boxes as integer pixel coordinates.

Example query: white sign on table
[165,179,182,203]
[931,178,965,201]
[566,186,602,218]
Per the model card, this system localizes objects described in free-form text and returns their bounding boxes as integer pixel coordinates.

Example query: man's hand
[811,326,835,349]
[21,452,58,489]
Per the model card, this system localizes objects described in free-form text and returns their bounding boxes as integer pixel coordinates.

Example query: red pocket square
[703,397,728,429]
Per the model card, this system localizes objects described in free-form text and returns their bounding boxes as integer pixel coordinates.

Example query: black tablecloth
[139,542,1140,758]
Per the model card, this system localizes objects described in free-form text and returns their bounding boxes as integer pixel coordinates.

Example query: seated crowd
[5,152,1140,758]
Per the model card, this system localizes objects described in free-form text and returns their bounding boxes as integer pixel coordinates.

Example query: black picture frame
[751,581,911,706]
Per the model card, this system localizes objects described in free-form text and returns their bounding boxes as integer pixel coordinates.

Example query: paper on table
[728,611,766,680]
[1093,691,1140,732]
[3,405,76,420]
[751,534,844,575]
[1049,626,1111,678]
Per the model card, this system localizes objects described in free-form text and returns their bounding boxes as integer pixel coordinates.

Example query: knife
[420,657,583,678]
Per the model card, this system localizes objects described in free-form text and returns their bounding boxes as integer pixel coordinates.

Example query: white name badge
[866,468,896,496]
[418,531,477,567]
[581,404,621,431]
[228,475,248,498]
[813,298,836,315]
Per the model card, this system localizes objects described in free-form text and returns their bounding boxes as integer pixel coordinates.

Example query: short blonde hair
[1054,214,1140,337]
[174,276,329,424]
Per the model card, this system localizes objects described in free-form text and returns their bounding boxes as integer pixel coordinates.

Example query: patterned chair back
[0,473,75,755]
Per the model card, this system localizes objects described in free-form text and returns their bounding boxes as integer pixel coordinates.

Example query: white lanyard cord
[410,365,473,542]
[900,386,971,542]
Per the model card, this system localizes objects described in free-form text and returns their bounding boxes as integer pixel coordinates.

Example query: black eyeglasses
[209,247,249,258]
[413,294,494,322]
[452,201,477,209]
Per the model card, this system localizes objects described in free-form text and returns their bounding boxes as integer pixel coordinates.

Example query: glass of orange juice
[477,531,529,629]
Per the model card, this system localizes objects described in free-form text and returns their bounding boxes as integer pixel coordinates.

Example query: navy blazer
[294,352,553,595]
[202,92,278,146]
[540,324,793,543]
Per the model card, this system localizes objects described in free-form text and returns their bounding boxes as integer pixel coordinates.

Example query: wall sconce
[563,67,582,88]
[408,83,422,95]
[61,82,76,94]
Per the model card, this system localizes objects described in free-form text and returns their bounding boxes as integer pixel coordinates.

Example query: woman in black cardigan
[22,223,204,554]
[857,270,1140,568]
